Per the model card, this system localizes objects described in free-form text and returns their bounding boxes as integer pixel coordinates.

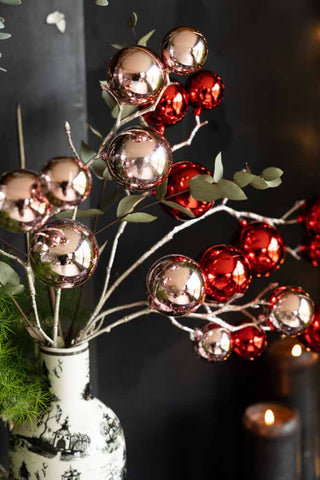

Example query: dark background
[1,0,320,478]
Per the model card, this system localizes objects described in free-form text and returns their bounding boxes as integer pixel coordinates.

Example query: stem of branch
[64,121,81,160]
[53,288,62,347]
[172,116,208,152]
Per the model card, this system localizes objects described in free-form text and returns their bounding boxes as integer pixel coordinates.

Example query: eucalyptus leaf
[56,209,104,219]
[95,0,109,5]
[265,178,282,188]
[262,167,284,181]
[189,177,223,202]
[233,171,255,187]
[110,43,126,50]
[0,20,5,29]
[117,195,145,218]
[250,176,269,190]
[91,158,107,179]
[0,0,21,4]
[122,212,157,223]
[0,261,20,287]
[101,88,117,111]
[127,11,138,29]
[155,179,168,200]
[98,239,108,255]
[0,33,11,40]
[0,284,24,295]
[80,141,96,164]
[103,166,113,181]
[88,124,103,139]
[138,29,155,47]
[213,152,223,182]
[161,200,195,218]
[111,103,137,120]
[217,179,247,200]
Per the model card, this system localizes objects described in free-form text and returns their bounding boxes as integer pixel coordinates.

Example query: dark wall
[0,1,320,479]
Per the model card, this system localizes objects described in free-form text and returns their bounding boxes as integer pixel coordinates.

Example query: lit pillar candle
[265,338,320,479]
[243,403,301,480]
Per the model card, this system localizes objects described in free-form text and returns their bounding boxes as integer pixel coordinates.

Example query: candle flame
[291,344,302,357]
[264,409,275,426]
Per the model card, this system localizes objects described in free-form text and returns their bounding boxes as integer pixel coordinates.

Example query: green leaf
[213,152,223,182]
[138,29,156,47]
[103,166,113,181]
[155,179,168,200]
[56,209,104,219]
[98,239,108,255]
[0,0,22,4]
[262,167,284,181]
[111,104,137,120]
[0,20,5,29]
[189,176,223,202]
[110,43,126,50]
[0,32,11,40]
[88,124,103,139]
[96,0,108,5]
[80,141,96,164]
[127,11,138,29]
[101,88,117,110]
[122,212,157,223]
[161,200,195,218]
[250,176,269,190]
[0,261,20,287]
[217,179,247,200]
[91,158,107,179]
[233,171,255,187]
[117,195,145,218]
[0,284,24,295]
[265,178,282,188]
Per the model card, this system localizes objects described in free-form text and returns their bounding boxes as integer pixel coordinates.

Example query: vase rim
[40,341,89,356]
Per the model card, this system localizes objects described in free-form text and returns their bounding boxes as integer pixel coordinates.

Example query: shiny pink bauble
[161,26,208,75]
[194,323,232,362]
[106,126,173,191]
[106,46,165,106]
[40,156,91,209]
[146,254,206,316]
[29,219,98,289]
[0,170,51,233]
[199,244,252,303]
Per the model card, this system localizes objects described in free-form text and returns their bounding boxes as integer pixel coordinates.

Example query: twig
[167,316,194,334]
[53,288,62,347]
[286,246,302,260]
[172,116,208,152]
[281,199,305,220]
[72,207,78,220]
[64,121,81,160]
[0,238,27,258]
[0,246,26,268]
[10,295,43,341]
[16,101,25,169]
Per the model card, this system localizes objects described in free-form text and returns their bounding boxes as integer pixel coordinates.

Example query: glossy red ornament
[186,70,225,116]
[162,161,213,220]
[303,235,320,266]
[304,197,320,236]
[237,221,285,277]
[199,244,252,303]
[232,325,267,360]
[144,83,189,134]
[301,305,320,352]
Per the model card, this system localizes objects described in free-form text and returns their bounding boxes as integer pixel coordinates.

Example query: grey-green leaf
[80,141,96,164]
[95,0,109,5]
[262,167,284,181]
[98,239,108,255]
[127,11,138,29]
[161,200,195,218]
[138,29,156,47]
[122,212,157,223]
[0,0,21,4]
[0,261,20,287]
[91,158,107,179]
[88,124,103,139]
[217,179,247,200]
[189,177,223,202]
[265,178,282,188]
[111,103,137,120]
[250,176,269,190]
[117,195,145,218]
[110,43,126,50]
[103,166,113,181]
[0,32,11,40]
[213,152,223,182]
[56,209,104,219]
[0,284,24,295]
[155,179,168,200]
[0,20,5,29]
[233,171,255,187]
[101,89,117,111]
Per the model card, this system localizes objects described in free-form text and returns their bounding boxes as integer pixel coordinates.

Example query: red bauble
[162,161,213,220]
[232,325,267,360]
[144,83,189,134]
[303,235,320,266]
[186,70,225,116]
[199,244,252,303]
[301,305,320,352]
[304,197,320,235]
[237,221,285,277]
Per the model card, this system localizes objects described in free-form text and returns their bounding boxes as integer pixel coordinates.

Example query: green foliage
[0,0,21,72]
[0,261,24,295]
[117,195,146,218]
[137,29,156,47]
[95,0,109,5]
[122,212,157,223]
[161,201,195,218]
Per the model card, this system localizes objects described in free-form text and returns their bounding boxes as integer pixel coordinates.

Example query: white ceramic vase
[8,343,126,480]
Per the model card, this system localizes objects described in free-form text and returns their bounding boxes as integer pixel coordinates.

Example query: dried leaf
[155,179,168,200]
[233,171,255,187]
[161,200,195,218]
[121,212,157,223]
[262,167,284,181]
[117,195,146,218]
[138,29,155,47]
[217,179,247,200]
[213,152,223,182]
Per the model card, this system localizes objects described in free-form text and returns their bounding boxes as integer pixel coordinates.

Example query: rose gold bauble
[194,323,232,362]
[0,170,51,233]
[267,286,314,336]
[146,254,206,316]
[106,126,173,191]
[29,219,98,288]
[40,156,91,209]
[106,46,165,105]
[161,26,208,75]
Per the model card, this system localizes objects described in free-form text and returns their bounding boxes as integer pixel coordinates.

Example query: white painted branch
[172,116,208,152]
[53,288,62,347]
